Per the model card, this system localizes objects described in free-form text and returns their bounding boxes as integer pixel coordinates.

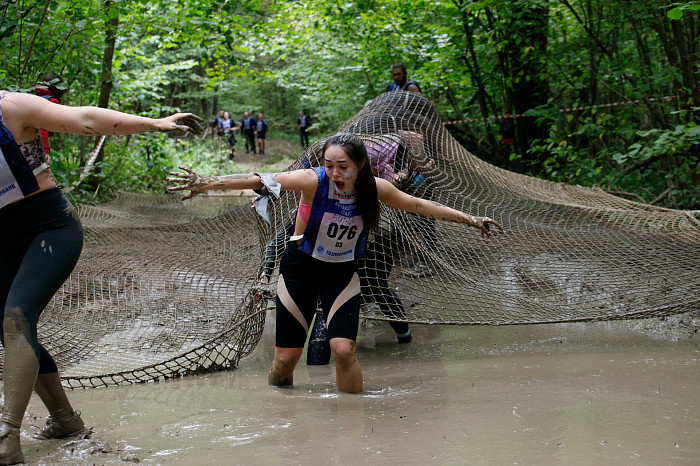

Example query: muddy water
[20,314,700,464]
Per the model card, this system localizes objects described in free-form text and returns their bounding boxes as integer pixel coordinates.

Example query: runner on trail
[256,112,268,155]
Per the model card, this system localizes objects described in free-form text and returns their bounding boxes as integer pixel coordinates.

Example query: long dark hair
[322,133,380,231]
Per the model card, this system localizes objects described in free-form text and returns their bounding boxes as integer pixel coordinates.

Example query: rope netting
[31,193,268,388]
[4,91,698,388]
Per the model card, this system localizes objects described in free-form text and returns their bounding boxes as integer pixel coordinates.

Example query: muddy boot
[33,411,86,440]
[0,423,23,466]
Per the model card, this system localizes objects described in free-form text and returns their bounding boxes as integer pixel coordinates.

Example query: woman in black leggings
[0,90,202,465]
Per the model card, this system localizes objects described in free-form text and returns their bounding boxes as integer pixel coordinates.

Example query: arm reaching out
[3,93,204,143]
[376,178,503,236]
[167,167,318,201]
[167,168,264,200]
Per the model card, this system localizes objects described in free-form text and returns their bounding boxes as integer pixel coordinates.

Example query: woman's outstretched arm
[376,177,502,236]
[167,167,318,200]
[2,92,203,143]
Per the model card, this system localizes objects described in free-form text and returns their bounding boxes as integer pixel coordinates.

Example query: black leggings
[0,188,83,374]
[359,233,410,335]
[275,242,360,348]
[299,128,309,148]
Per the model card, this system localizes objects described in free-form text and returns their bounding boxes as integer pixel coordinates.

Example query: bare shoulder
[273,168,318,193]
[1,93,48,141]
[3,92,48,110]
[407,84,422,95]
[375,177,392,192]
[2,92,35,115]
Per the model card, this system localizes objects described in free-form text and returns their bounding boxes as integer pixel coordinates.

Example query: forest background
[1,0,698,209]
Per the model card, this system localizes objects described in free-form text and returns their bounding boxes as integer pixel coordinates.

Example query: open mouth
[334,180,345,190]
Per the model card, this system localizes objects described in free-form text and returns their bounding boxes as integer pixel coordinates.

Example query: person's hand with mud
[468,216,504,237]
[156,113,204,137]
[167,167,263,200]
[167,166,209,200]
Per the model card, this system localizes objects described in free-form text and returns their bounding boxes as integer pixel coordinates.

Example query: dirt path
[230,138,306,172]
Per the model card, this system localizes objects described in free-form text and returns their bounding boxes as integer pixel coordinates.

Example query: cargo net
[5,91,698,388]
[28,193,269,388]
[262,91,699,328]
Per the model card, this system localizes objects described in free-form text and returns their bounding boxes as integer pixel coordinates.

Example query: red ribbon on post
[442,96,677,126]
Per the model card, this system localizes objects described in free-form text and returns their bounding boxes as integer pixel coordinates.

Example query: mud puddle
[18,315,700,464]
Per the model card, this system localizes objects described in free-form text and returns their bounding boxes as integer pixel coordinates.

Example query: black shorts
[257,132,267,140]
[275,241,360,348]
[223,132,235,146]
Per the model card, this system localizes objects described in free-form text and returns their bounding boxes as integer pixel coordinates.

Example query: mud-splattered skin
[70,113,202,136]
[0,93,204,203]
[167,165,503,236]
[167,167,263,200]
[268,369,293,387]
[419,207,501,237]
[376,178,503,237]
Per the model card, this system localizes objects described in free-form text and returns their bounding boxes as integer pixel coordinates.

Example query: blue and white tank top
[387,81,422,93]
[298,167,368,262]
[0,92,45,209]
[221,118,233,133]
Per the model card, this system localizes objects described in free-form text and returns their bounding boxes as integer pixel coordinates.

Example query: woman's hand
[469,216,504,237]
[167,166,208,200]
[392,169,408,187]
[156,113,204,136]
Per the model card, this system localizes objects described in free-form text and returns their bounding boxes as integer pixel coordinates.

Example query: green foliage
[50,136,173,204]
[1,0,697,210]
[611,122,700,207]
[526,108,699,208]
[665,1,700,19]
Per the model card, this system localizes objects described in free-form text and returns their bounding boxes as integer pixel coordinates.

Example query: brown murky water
[17,313,700,464]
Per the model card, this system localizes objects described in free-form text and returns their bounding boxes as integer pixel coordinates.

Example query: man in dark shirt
[297,110,310,148]
[256,112,268,155]
[385,63,422,95]
[242,111,257,154]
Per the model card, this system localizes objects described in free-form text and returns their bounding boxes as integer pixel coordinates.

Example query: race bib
[311,211,363,262]
[0,145,28,208]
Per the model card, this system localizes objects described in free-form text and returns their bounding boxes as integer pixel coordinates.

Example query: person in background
[256,112,268,155]
[242,111,257,154]
[0,90,202,465]
[33,73,67,157]
[220,111,239,160]
[359,136,418,342]
[298,110,310,148]
[385,63,422,95]
[214,109,226,137]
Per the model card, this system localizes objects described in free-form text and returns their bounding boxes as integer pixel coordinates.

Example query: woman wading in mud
[0,90,202,465]
[168,132,502,394]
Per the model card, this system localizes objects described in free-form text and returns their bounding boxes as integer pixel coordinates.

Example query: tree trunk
[670,14,699,119]
[454,1,500,162]
[504,2,550,168]
[90,0,119,183]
